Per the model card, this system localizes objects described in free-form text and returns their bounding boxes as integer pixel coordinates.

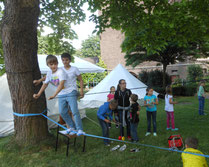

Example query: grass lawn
[0,96,209,167]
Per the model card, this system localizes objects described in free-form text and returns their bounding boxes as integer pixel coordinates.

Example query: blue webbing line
[13,110,47,117]
[12,111,209,158]
[40,113,209,158]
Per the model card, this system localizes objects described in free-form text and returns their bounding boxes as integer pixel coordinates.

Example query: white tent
[0,56,105,137]
[80,64,158,108]
[38,55,105,74]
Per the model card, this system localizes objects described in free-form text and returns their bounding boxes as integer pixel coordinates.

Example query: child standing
[198,81,206,115]
[33,55,85,136]
[97,100,118,146]
[181,137,208,167]
[165,85,178,131]
[107,86,116,128]
[144,88,158,136]
[129,94,140,142]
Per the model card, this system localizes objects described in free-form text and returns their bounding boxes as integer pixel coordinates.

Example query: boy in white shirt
[33,54,85,136]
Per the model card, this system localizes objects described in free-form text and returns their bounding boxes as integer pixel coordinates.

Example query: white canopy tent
[0,55,105,137]
[38,55,105,74]
[80,64,158,108]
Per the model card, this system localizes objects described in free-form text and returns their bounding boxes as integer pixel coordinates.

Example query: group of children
[97,82,179,146]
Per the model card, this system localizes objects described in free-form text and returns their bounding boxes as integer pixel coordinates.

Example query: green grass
[0,96,209,167]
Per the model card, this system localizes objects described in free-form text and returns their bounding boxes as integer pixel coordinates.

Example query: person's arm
[77,74,84,98]
[144,98,150,107]
[33,76,46,86]
[153,97,159,105]
[97,106,110,123]
[169,97,178,104]
[33,83,48,99]
[48,80,65,100]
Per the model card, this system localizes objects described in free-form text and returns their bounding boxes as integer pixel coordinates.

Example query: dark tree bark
[162,63,167,89]
[1,0,48,144]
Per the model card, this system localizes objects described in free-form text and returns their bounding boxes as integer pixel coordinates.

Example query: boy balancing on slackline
[33,54,85,136]
[97,99,118,146]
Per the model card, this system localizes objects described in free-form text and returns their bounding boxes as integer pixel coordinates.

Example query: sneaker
[166,128,171,130]
[110,145,120,151]
[153,133,157,136]
[122,136,125,141]
[77,130,85,136]
[118,136,122,140]
[119,144,127,152]
[130,148,141,152]
[63,128,75,135]
[171,128,179,131]
[145,132,151,136]
[127,136,132,141]
[116,125,119,128]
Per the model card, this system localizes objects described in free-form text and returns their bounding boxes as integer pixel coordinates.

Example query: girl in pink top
[107,86,116,128]
[107,86,115,101]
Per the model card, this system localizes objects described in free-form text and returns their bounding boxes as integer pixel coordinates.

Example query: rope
[85,116,100,127]
[11,111,209,158]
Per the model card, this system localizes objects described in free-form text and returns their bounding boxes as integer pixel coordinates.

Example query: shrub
[187,65,203,82]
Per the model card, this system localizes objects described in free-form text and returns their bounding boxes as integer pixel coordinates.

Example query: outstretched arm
[33,76,46,86]
[33,83,48,99]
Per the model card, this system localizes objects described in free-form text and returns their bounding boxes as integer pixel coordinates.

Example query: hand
[137,111,140,115]
[113,119,116,123]
[33,80,41,86]
[33,94,40,99]
[104,119,111,123]
[48,95,55,100]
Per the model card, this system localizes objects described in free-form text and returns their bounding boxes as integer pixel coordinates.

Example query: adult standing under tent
[0,56,105,137]
[80,64,158,108]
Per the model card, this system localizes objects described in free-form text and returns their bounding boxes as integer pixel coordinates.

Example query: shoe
[109,126,111,129]
[153,133,157,136]
[145,132,151,136]
[110,145,120,151]
[119,144,127,152]
[166,128,171,130]
[118,136,122,140]
[122,136,125,141]
[77,130,85,136]
[105,144,110,147]
[116,125,119,128]
[64,128,75,135]
[130,148,141,152]
[203,113,207,115]
[127,136,132,140]
[171,128,179,131]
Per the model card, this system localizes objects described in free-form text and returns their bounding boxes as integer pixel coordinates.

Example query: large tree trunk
[162,63,167,89]
[1,0,48,144]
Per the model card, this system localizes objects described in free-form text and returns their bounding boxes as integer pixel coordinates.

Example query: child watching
[198,80,206,115]
[129,94,140,142]
[181,137,208,167]
[107,86,117,128]
[165,85,178,131]
[97,100,118,146]
[33,55,85,136]
[144,88,158,136]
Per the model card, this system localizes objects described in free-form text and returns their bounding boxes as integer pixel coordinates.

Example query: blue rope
[12,111,209,158]
[13,110,47,117]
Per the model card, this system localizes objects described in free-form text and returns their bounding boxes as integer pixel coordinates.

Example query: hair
[166,85,172,97]
[185,137,198,149]
[131,94,138,102]
[110,86,115,93]
[117,79,125,91]
[198,80,205,91]
[61,52,71,61]
[109,99,118,109]
[46,55,58,65]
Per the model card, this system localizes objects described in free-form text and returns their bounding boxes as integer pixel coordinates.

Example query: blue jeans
[146,111,157,133]
[98,117,109,145]
[198,96,205,115]
[130,123,139,141]
[58,90,83,130]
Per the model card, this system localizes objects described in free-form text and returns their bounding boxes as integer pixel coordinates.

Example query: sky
[43,3,96,50]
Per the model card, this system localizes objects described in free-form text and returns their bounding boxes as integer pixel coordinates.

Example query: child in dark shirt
[129,94,140,142]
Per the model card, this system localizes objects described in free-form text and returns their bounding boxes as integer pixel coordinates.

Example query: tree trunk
[1,0,48,144]
[162,63,167,89]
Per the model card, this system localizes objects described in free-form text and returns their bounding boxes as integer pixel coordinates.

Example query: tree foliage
[187,65,203,82]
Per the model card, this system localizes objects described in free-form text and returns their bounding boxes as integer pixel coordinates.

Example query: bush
[139,70,171,88]
[172,85,197,96]
[187,65,203,82]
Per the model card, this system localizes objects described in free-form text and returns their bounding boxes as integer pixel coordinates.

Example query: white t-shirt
[165,94,174,112]
[44,68,72,96]
[61,66,80,93]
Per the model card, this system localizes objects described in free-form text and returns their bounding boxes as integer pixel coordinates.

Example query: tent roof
[80,64,158,108]
[38,55,105,74]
